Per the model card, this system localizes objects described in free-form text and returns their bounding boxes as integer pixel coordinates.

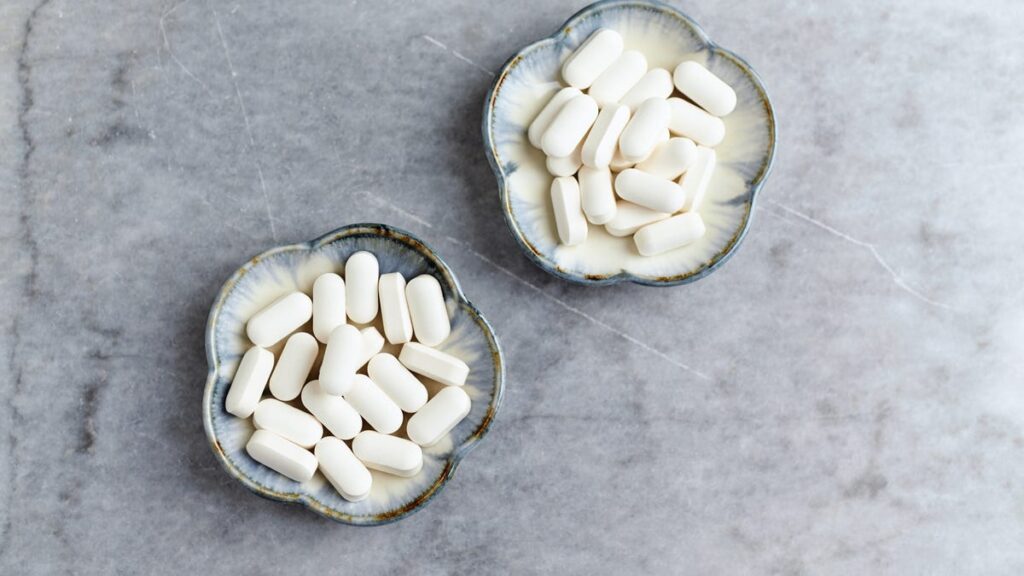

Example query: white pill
[581,103,630,169]
[673,61,737,116]
[246,429,317,483]
[406,274,451,347]
[319,324,362,396]
[225,346,275,418]
[541,94,599,158]
[344,374,403,434]
[546,142,583,177]
[315,436,372,502]
[604,201,671,237]
[667,97,725,147]
[357,326,385,368]
[398,342,470,387]
[351,431,423,478]
[268,332,318,401]
[618,98,670,162]
[588,50,648,107]
[246,292,313,347]
[367,353,428,413]
[406,387,472,447]
[578,166,617,225]
[561,28,623,89]
[614,169,687,213]
[620,68,674,110]
[679,146,717,213]
[312,273,345,343]
[527,87,582,149]
[344,251,379,324]
[301,380,362,440]
[635,137,697,180]
[634,212,707,256]
[378,272,413,345]
[253,398,323,449]
[550,176,588,246]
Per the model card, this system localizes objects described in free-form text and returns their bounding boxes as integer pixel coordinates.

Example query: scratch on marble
[213,9,277,241]
[129,80,142,124]
[159,0,212,95]
[420,35,494,77]
[353,189,434,230]
[762,199,957,312]
[352,189,711,381]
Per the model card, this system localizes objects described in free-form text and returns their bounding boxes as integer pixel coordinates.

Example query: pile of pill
[225,251,472,502]
[528,28,737,256]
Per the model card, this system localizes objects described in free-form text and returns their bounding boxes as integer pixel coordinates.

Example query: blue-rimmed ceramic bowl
[202,224,504,525]
[483,0,776,285]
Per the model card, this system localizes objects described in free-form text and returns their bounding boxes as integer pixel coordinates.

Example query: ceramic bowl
[483,0,776,285]
[202,224,504,525]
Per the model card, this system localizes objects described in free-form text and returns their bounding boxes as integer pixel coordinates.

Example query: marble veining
[1,0,1023,574]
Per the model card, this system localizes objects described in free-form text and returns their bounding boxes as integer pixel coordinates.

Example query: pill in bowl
[484,0,776,285]
[203,224,504,525]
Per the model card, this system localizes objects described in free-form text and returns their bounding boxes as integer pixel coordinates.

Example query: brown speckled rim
[202,223,505,525]
[482,0,777,286]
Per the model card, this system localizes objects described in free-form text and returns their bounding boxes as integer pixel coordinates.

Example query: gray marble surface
[2,0,1023,574]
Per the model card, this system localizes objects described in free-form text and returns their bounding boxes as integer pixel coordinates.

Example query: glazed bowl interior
[202,224,504,525]
[484,0,776,285]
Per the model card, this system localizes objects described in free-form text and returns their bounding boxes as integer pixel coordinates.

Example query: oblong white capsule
[578,166,616,225]
[673,61,737,116]
[344,251,379,324]
[550,176,588,246]
[541,94,599,158]
[679,146,717,213]
[268,332,318,401]
[315,436,372,502]
[357,326,385,368]
[618,98,670,162]
[367,353,428,413]
[546,142,583,177]
[588,50,648,107]
[527,87,582,149]
[620,68,674,110]
[604,201,670,237]
[635,137,697,180]
[246,292,312,347]
[634,212,707,256]
[246,429,317,483]
[343,374,403,434]
[406,275,451,347]
[398,342,469,387]
[378,272,413,345]
[301,380,362,440]
[561,28,623,89]
[319,324,362,396]
[351,431,423,478]
[406,387,472,447]
[614,168,687,213]
[253,398,323,449]
[225,346,275,418]
[312,273,345,343]
[667,97,725,147]
[581,103,630,169]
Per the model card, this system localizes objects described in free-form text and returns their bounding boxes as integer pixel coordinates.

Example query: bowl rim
[202,222,506,526]
[482,0,777,286]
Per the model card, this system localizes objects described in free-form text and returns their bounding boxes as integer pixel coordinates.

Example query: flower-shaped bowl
[203,223,504,525]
